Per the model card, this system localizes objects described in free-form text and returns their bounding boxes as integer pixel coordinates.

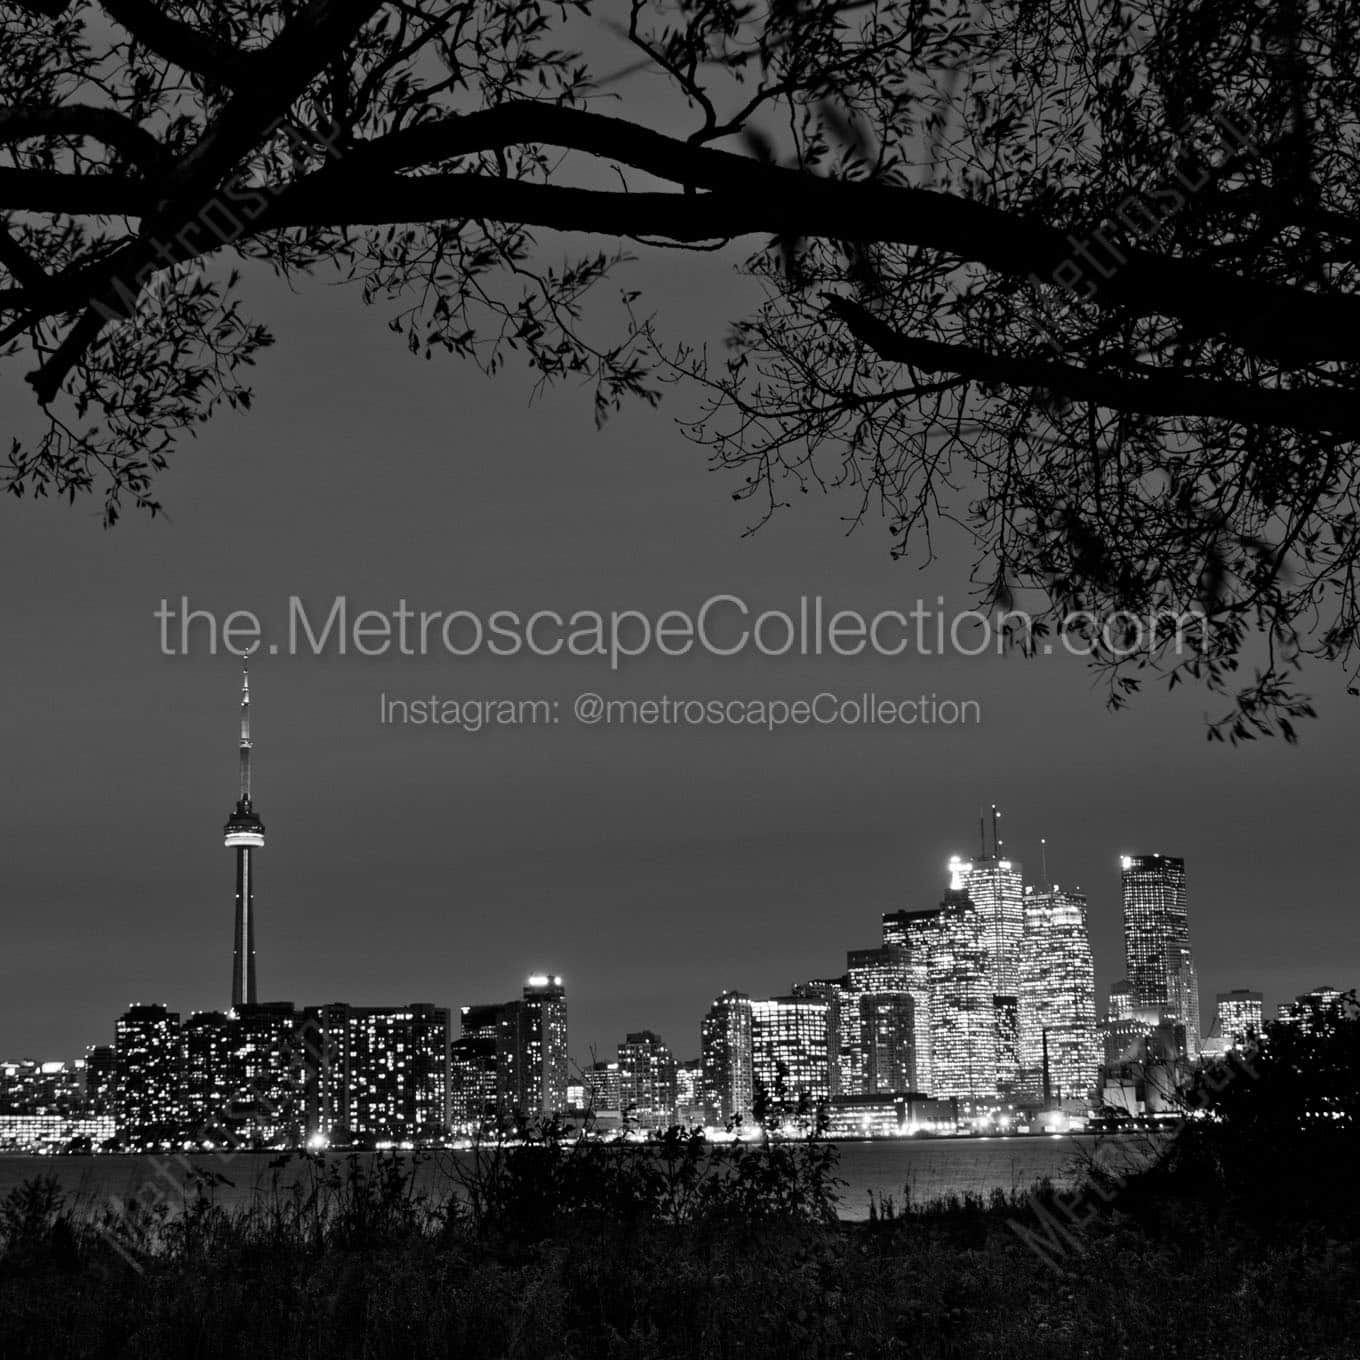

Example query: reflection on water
[0,1133,1154,1224]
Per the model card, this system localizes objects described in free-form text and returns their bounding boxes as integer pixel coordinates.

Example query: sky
[3,34,1359,1067]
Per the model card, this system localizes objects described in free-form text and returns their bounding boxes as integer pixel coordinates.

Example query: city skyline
[4,325,1357,1067]
[0,657,1331,1070]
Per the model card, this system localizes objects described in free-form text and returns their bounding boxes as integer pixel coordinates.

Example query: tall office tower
[583,1059,622,1112]
[928,863,997,1099]
[449,1004,502,1131]
[958,816,1025,1093]
[84,1045,117,1116]
[114,1004,181,1140]
[497,975,568,1119]
[232,1002,305,1145]
[1121,854,1201,1053]
[750,995,832,1109]
[880,909,941,1092]
[845,947,915,1096]
[1276,986,1343,1031]
[860,993,917,1093]
[1213,990,1264,1050]
[224,662,265,1009]
[344,1004,450,1141]
[180,1010,235,1135]
[300,1002,352,1141]
[958,811,1025,997]
[1106,980,1135,1022]
[675,1060,705,1125]
[792,976,848,1096]
[617,1031,679,1129]
[700,989,754,1125]
[1017,886,1100,1106]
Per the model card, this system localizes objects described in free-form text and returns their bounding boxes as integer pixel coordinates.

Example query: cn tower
[223,660,265,1009]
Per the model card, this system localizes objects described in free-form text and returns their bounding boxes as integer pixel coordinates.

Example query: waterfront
[0,1133,1152,1222]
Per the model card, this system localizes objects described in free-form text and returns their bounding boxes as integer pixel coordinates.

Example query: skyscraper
[223,662,265,1009]
[114,1004,181,1141]
[880,908,940,1092]
[1017,886,1099,1106]
[302,1002,450,1143]
[700,989,754,1126]
[750,995,832,1109]
[1214,990,1264,1049]
[617,1030,678,1129]
[450,1004,502,1132]
[1120,854,1201,1053]
[957,815,1024,1094]
[497,975,568,1119]
[928,862,996,1099]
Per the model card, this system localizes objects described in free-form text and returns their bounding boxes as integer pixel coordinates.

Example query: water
[0,1134,1150,1223]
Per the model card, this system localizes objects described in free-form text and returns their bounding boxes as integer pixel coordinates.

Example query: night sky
[3,58,1358,1065]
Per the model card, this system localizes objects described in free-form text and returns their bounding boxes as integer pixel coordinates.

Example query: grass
[1,1126,1358,1359]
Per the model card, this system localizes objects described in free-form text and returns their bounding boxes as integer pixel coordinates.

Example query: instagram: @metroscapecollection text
[378,692,982,732]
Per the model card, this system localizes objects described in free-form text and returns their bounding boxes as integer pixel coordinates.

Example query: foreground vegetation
[3,1007,1360,1359]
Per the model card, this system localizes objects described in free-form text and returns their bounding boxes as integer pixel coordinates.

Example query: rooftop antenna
[991,803,1001,858]
[978,811,987,860]
[1041,836,1049,889]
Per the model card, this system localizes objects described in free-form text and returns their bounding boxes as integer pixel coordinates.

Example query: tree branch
[0,104,169,172]
[822,294,1360,441]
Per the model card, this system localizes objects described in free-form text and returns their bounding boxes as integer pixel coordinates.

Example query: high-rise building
[1275,986,1344,1031]
[582,1059,622,1113]
[1214,990,1264,1049]
[859,992,917,1093]
[1120,854,1201,1052]
[928,864,996,1099]
[1017,886,1099,1106]
[450,1004,502,1132]
[232,1002,306,1144]
[1106,980,1135,1022]
[617,1030,678,1129]
[957,821,1025,1094]
[497,975,568,1119]
[792,976,848,1097]
[302,1003,449,1143]
[223,663,265,1010]
[84,1045,116,1116]
[750,995,832,1110]
[114,1004,181,1141]
[180,1010,235,1136]
[700,990,753,1125]
[675,1059,704,1125]
[880,909,940,1093]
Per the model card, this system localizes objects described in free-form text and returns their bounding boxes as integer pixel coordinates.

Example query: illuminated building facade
[223,664,265,1010]
[750,995,832,1109]
[1017,886,1099,1106]
[675,1059,704,1125]
[180,1010,235,1135]
[701,990,754,1125]
[84,1045,116,1115]
[928,868,996,1099]
[859,992,917,1093]
[880,909,940,1093]
[958,833,1024,1094]
[1214,990,1264,1049]
[1121,854,1201,1053]
[303,1002,449,1142]
[497,974,568,1118]
[114,1004,181,1140]
[449,1004,502,1131]
[792,976,848,1096]
[583,1059,622,1113]
[617,1030,678,1129]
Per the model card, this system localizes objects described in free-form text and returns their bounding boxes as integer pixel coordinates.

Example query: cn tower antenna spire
[239,656,252,806]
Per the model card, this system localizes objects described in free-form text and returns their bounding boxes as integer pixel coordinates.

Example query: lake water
[0,1134,1153,1223]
